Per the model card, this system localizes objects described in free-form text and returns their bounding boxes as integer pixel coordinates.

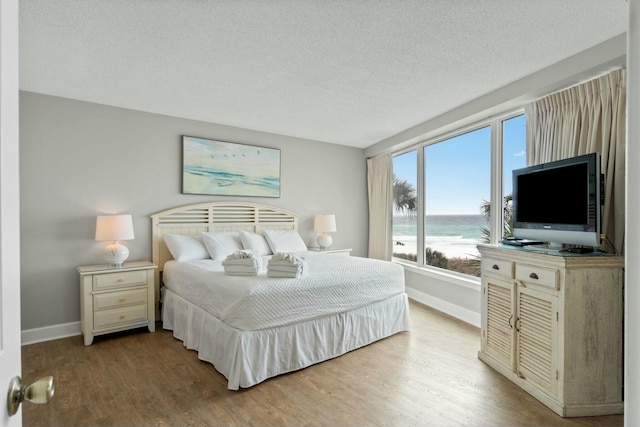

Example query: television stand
[477,245,623,417]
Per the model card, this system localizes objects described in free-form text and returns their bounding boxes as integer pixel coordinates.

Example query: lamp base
[103,241,130,268]
[317,233,333,250]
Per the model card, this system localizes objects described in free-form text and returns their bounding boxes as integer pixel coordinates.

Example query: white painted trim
[398,260,481,291]
[406,287,481,328]
[21,321,81,346]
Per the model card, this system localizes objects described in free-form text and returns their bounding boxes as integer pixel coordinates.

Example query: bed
[151,202,410,390]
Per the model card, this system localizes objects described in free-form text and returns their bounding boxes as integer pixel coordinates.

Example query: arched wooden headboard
[150,202,298,313]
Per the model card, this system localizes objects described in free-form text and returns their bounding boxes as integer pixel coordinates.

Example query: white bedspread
[162,251,405,331]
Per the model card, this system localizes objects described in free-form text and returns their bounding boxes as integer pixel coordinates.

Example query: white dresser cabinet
[78,261,157,346]
[477,245,623,417]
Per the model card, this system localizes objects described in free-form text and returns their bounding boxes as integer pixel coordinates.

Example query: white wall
[625,0,639,422]
[19,92,368,334]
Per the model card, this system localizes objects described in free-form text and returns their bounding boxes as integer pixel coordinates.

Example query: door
[1,0,22,425]
[515,285,559,397]
[482,276,516,370]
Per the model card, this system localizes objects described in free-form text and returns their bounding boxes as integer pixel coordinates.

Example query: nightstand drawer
[94,305,148,330]
[94,288,147,311]
[93,270,148,291]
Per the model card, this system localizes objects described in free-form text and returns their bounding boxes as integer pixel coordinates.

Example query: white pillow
[264,229,308,253]
[163,234,210,261]
[201,232,243,260]
[239,230,273,256]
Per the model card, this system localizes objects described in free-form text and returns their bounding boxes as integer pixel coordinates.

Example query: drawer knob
[119,315,125,320]
[116,278,125,283]
[529,272,539,280]
[119,298,126,303]
[492,264,500,270]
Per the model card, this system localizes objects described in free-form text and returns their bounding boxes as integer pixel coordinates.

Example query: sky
[393,114,526,215]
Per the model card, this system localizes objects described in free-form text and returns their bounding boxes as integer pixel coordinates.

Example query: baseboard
[21,321,81,346]
[406,287,481,328]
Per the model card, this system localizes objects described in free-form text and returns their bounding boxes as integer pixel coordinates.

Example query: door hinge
[556,312,559,322]
[556,370,559,380]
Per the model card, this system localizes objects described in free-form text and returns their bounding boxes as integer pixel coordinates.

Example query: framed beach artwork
[182,136,281,197]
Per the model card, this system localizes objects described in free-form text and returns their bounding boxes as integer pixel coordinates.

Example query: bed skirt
[162,288,411,390]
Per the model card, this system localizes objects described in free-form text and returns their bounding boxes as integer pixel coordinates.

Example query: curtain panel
[367,154,393,260]
[524,69,626,253]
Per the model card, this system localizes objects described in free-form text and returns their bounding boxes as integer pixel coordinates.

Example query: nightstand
[308,248,352,256]
[77,261,157,346]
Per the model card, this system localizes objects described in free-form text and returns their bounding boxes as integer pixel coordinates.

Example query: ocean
[393,214,489,259]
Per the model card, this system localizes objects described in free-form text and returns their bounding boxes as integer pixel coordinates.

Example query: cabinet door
[515,285,558,397]
[482,276,516,370]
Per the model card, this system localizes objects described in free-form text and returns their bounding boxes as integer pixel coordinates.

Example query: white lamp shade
[314,214,336,232]
[95,214,135,241]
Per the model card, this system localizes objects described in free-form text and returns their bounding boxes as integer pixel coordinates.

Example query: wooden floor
[22,300,623,427]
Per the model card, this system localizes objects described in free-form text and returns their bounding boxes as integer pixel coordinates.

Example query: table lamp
[95,214,135,267]
[314,214,336,250]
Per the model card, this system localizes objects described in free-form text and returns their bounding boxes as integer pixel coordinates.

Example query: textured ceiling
[19,1,628,149]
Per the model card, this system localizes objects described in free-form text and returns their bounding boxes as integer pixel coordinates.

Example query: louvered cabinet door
[515,285,558,397]
[482,278,516,371]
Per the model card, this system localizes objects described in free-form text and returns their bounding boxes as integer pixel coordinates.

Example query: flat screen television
[512,153,602,248]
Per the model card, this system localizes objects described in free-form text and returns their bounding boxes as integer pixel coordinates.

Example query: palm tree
[392,175,417,215]
[391,174,451,270]
[479,193,514,243]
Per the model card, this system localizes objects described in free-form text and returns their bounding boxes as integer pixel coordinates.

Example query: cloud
[513,150,525,157]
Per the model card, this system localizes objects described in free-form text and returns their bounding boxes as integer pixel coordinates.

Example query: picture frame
[182,136,281,198]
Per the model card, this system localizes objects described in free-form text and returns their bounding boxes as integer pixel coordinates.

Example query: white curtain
[525,69,626,253]
[367,154,393,260]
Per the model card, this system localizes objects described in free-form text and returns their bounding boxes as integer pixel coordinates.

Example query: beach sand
[392,237,480,259]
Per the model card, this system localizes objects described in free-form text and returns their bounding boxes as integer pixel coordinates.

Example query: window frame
[391,109,525,276]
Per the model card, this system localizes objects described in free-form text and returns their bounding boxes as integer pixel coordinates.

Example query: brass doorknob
[7,376,55,416]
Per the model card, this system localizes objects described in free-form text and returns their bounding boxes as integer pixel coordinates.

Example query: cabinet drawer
[94,289,147,311]
[93,270,148,291]
[516,264,559,290]
[481,257,514,279]
[94,305,148,330]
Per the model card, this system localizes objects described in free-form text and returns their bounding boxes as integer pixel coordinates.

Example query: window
[392,151,418,262]
[424,127,490,275]
[502,114,527,238]
[391,112,526,279]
